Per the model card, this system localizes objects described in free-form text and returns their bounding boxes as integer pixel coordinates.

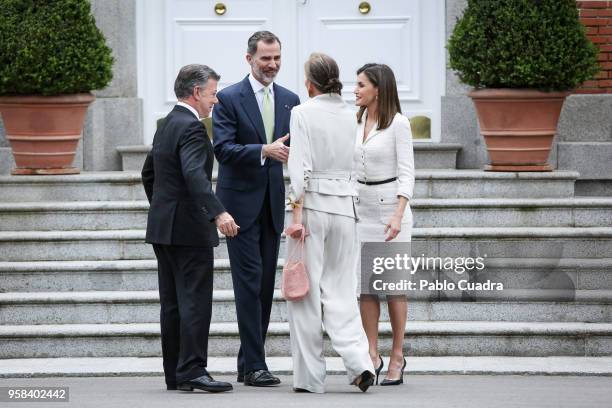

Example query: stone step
[0,170,580,202]
[0,229,157,261]
[4,356,612,377]
[0,259,243,292]
[0,227,610,262]
[412,143,462,169]
[118,143,463,171]
[1,197,611,231]
[1,258,610,293]
[1,321,610,358]
[0,201,149,231]
[0,290,610,325]
[411,198,612,228]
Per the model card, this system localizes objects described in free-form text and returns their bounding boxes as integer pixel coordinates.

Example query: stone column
[84,0,143,171]
[442,0,488,169]
[0,116,13,174]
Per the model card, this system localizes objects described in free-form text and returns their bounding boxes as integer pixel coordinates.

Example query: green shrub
[0,0,114,95]
[447,0,600,91]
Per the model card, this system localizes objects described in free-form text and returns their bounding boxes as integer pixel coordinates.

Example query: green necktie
[262,86,274,144]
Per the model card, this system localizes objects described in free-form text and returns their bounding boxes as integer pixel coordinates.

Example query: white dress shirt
[177,101,200,120]
[248,73,275,165]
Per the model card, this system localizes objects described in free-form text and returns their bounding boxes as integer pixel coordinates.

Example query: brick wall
[577,1,612,93]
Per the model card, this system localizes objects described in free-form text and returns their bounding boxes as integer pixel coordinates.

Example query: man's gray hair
[174,64,220,99]
[247,31,281,55]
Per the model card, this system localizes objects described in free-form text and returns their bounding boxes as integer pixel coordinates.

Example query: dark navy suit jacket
[213,75,300,233]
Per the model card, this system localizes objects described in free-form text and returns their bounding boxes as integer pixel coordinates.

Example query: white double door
[137,0,445,143]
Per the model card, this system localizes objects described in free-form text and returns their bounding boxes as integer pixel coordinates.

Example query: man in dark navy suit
[213,31,300,387]
[142,64,239,393]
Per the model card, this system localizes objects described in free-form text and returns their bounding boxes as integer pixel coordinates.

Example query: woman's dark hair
[304,52,343,95]
[356,63,401,130]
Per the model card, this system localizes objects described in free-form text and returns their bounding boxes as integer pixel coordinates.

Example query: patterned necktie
[262,86,274,144]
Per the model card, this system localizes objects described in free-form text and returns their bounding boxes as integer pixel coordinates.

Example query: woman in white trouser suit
[286,53,375,393]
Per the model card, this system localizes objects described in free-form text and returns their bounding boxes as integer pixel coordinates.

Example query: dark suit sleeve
[179,122,226,221]
[212,91,264,166]
[141,149,154,204]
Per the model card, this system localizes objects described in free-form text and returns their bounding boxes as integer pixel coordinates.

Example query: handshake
[213,135,290,237]
[215,212,239,237]
[262,134,290,163]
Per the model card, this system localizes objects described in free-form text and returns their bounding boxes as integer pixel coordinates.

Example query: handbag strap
[286,195,306,262]
[286,225,305,262]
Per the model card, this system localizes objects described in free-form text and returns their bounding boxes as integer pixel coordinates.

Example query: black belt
[357,177,397,186]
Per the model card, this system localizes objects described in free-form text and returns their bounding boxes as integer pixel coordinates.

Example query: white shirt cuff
[260,147,266,166]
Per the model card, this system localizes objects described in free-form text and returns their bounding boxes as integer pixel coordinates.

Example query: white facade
[137,0,446,144]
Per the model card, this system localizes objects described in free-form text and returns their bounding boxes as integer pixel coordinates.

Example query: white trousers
[286,209,374,393]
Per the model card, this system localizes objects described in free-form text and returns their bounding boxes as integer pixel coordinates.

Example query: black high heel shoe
[353,370,375,392]
[374,355,384,385]
[380,357,406,386]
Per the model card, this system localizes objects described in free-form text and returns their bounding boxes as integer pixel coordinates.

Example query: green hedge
[0,0,114,95]
[447,0,600,91]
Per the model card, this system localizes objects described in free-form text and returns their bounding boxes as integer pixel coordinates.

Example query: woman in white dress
[353,63,415,386]
[285,53,375,393]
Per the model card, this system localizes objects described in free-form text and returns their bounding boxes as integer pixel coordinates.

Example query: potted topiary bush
[448,0,600,171]
[0,0,113,174]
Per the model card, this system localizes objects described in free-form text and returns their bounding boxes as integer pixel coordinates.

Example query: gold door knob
[359,2,371,15]
[214,3,227,16]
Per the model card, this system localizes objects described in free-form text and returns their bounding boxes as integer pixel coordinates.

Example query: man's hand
[262,134,290,163]
[215,212,240,237]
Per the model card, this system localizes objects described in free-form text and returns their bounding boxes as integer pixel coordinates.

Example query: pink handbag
[281,224,309,301]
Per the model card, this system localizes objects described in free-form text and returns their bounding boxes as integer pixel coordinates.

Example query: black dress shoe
[178,373,233,393]
[167,383,192,391]
[244,370,281,387]
[353,370,375,392]
[293,387,312,393]
[237,373,244,383]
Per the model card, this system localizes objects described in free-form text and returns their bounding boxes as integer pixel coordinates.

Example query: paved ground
[0,375,610,408]
[3,356,612,377]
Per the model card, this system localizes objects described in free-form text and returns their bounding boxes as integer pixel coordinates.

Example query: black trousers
[153,244,214,385]
[227,193,281,375]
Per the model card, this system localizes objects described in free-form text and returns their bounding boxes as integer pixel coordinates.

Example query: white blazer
[353,111,415,200]
[287,94,357,218]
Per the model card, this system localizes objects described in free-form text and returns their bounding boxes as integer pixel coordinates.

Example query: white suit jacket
[353,111,415,200]
[287,93,357,218]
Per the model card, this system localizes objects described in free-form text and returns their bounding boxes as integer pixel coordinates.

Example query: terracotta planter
[0,93,95,175]
[468,89,569,172]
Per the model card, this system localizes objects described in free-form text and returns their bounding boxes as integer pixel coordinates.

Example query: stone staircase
[0,151,611,373]
[117,143,464,171]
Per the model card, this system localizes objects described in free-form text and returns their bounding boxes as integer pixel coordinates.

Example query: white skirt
[354,182,412,242]
[354,181,413,296]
